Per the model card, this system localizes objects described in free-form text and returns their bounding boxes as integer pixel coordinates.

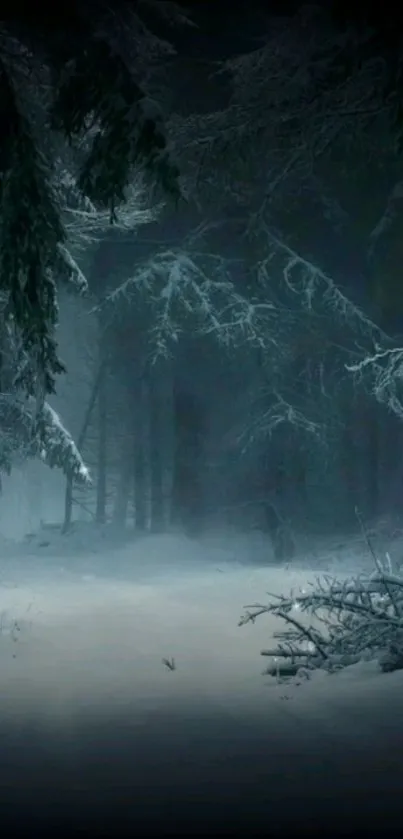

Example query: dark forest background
[1,0,403,548]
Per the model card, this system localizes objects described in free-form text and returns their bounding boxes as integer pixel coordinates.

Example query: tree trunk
[367,406,380,521]
[63,479,74,535]
[172,386,205,535]
[112,442,132,528]
[95,363,107,524]
[133,378,149,531]
[340,393,359,528]
[62,361,107,533]
[160,361,175,530]
[149,363,174,533]
[149,392,164,533]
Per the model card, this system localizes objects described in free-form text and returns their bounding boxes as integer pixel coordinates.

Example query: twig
[274,610,328,660]
[260,648,308,657]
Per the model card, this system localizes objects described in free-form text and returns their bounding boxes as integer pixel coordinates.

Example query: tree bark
[62,361,107,533]
[112,440,132,528]
[95,363,107,524]
[133,378,149,531]
[149,363,174,533]
[340,393,359,528]
[160,360,175,530]
[149,390,164,533]
[367,405,380,521]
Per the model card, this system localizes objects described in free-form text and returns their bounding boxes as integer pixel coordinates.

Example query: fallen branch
[241,565,403,681]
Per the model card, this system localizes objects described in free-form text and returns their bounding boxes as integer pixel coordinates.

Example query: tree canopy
[2,1,403,500]
[0,1,183,400]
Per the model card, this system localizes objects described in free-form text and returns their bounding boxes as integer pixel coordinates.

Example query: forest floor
[0,530,402,834]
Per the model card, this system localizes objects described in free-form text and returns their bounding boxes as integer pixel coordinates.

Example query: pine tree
[0,0,186,481]
[0,1,183,398]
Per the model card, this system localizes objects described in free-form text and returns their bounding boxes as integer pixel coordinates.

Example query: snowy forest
[1,0,403,548]
[4,7,403,831]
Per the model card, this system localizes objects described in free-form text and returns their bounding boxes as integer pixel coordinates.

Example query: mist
[0,532,402,835]
[1,1,403,835]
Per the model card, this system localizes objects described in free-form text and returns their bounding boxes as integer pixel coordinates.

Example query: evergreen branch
[102,246,281,358]
[36,401,90,483]
[0,393,89,482]
[0,53,67,394]
[51,38,182,210]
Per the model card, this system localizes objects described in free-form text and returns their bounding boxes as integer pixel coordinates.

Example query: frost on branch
[258,228,385,340]
[346,347,403,419]
[105,246,279,359]
[256,228,402,415]
[58,169,158,248]
[0,395,90,484]
[54,161,159,294]
[240,563,403,681]
[35,402,90,484]
[235,391,322,453]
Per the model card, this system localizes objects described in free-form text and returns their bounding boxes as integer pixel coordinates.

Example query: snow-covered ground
[0,531,402,834]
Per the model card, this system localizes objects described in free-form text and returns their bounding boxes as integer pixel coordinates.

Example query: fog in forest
[1,0,403,835]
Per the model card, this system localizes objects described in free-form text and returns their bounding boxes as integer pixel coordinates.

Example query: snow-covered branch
[236,391,322,452]
[240,564,403,680]
[58,166,159,244]
[103,247,282,358]
[0,393,90,483]
[258,227,387,340]
[36,402,90,483]
[54,160,161,292]
[346,346,403,418]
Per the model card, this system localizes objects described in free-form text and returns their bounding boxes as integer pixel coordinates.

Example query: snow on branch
[56,243,88,293]
[256,229,403,421]
[236,391,322,452]
[55,161,159,253]
[52,161,161,298]
[346,346,403,418]
[36,402,90,483]
[258,226,386,341]
[104,247,282,358]
[240,564,403,680]
[0,394,90,483]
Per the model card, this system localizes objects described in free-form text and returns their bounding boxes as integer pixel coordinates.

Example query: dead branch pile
[240,561,403,680]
